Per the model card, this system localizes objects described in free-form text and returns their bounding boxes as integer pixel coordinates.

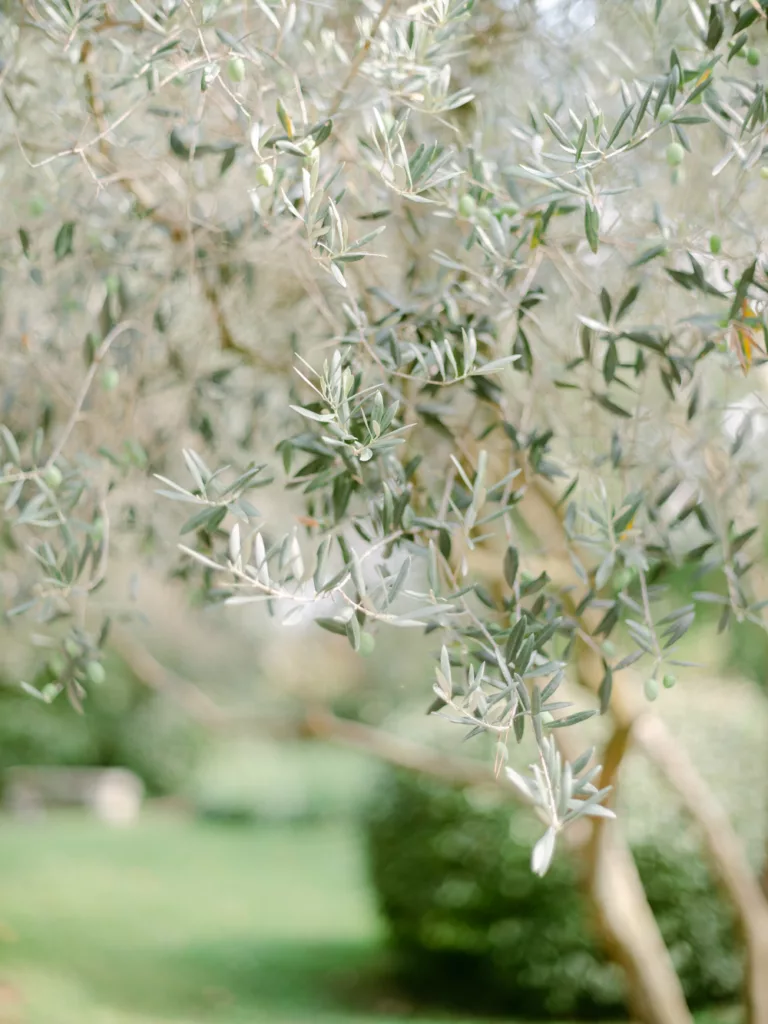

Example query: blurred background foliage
[366,769,742,1018]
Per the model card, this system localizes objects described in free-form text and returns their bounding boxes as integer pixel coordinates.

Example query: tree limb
[109,626,534,806]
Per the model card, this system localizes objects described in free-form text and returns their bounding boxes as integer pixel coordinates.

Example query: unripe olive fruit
[41,683,60,702]
[665,142,685,167]
[476,206,493,226]
[101,368,120,392]
[255,163,274,187]
[227,56,246,82]
[43,466,63,490]
[662,673,677,690]
[761,166,768,180]
[644,676,659,702]
[64,638,80,659]
[709,234,722,255]
[747,48,760,67]
[86,661,106,685]
[540,711,555,724]
[298,138,315,155]
[48,654,66,678]
[658,103,674,122]
[458,194,477,218]
[359,633,376,657]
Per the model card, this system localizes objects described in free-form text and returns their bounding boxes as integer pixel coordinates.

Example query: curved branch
[108,626,533,805]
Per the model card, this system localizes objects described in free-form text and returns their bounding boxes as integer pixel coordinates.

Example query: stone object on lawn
[3,766,144,825]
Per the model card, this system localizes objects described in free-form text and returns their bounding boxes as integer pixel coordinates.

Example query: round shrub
[365,769,742,1019]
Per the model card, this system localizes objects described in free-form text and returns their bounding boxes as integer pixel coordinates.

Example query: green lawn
[0,813,742,1024]
[0,812,505,1024]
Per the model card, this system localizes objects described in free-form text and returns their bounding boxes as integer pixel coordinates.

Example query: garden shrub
[365,768,742,1018]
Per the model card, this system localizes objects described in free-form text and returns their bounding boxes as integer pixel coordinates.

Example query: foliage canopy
[3,0,768,881]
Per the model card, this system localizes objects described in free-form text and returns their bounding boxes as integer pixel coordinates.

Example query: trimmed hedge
[365,769,742,1018]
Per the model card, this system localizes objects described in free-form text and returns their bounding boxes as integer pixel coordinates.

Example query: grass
[0,813,743,1024]
[0,812,510,1024]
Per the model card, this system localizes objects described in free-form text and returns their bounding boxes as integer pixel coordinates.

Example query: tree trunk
[555,722,693,1024]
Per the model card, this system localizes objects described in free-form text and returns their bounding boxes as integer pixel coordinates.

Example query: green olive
[657,103,674,122]
[359,633,376,657]
[86,661,106,685]
[43,466,63,490]
[662,673,677,690]
[644,676,659,702]
[761,166,768,180]
[665,142,685,167]
[747,48,760,67]
[64,638,80,659]
[458,194,477,218]
[709,234,722,255]
[476,207,493,227]
[101,368,120,392]
[255,163,274,187]
[48,654,66,678]
[227,56,246,82]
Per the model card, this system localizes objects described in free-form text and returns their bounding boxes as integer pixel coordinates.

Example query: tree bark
[555,722,693,1024]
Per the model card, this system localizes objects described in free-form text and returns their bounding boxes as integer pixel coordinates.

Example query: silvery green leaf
[290,405,335,423]
[350,549,365,595]
[0,426,21,465]
[3,478,24,511]
[346,612,361,651]
[314,536,332,589]
[180,505,226,535]
[183,448,212,488]
[472,355,519,375]
[289,534,304,580]
[546,710,597,729]
[228,523,242,567]
[531,827,557,877]
[155,489,202,504]
[571,747,595,777]
[252,532,270,586]
[504,766,536,802]
[579,803,616,819]
[595,552,615,590]
[315,617,348,636]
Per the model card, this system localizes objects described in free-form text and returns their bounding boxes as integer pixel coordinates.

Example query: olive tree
[2,1,768,1021]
